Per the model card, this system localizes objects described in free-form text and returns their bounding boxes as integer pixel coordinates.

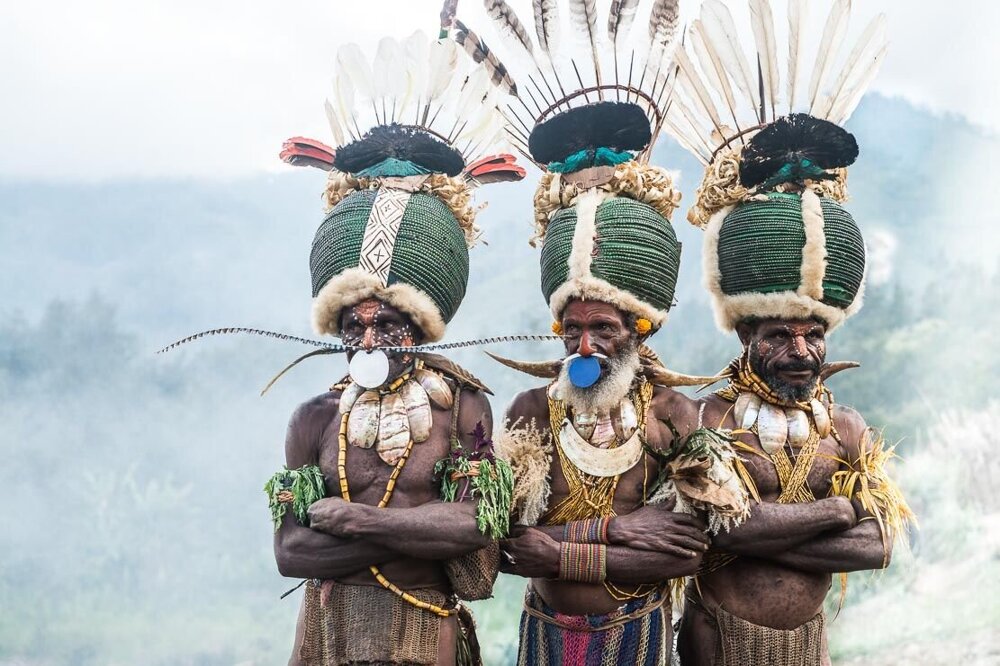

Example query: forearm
[764,520,891,573]
[712,498,855,556]
[273,518,395,579]
[343,501,491,559]
[606,545,701,583]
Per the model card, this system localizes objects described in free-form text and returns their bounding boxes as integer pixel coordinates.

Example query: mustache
[773,359,820,373]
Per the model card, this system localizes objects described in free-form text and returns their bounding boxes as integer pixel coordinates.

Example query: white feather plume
[608,0,641,48]
[674,45,723,135]
[532,0,561,59]
[324,98,346,146]
[749,0,779,121]
[786,0,806,113]
[807,0,851,114]
[336,43,374,100]
[700,0,761,121]
[569,0,603,91]
[645,0,680,77]
[818,13,887,121]
[690,20,740,131]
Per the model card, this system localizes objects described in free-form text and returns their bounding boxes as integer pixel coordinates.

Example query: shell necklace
[548,380,650,478]
[339,363,454,465]
[728,360,833,455]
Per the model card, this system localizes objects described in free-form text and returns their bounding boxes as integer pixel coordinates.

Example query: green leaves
[263,465,327,533]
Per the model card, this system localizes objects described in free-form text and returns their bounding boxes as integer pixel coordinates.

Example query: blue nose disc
[568,355,602,388]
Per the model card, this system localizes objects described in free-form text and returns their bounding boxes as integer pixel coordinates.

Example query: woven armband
[264,465,327,533]
[558,542,607,583]
[563,518,610,544]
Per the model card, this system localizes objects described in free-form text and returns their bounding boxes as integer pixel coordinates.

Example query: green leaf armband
[434,422,515,539]
[264,465,327,533]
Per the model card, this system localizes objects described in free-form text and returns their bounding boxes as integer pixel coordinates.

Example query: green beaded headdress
[292,28,525,342]
[663,0,887,332]
[471,0,686,332]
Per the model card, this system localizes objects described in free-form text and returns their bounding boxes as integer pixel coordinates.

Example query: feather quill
[786,0,805,113]
[819,13,887,121]
[532,0,561,58]
[645,0,680,77]
[607,0,640,47]
[807,0,851,114]
[569,0,603,93]
[485,0,537,65]
[749,0,779,120]
[666,95,715,160]
[700,0,760,121]
[690,20,740,131]
[324,98,346,147]
[336,43,374,100]
[453,20,518,96]
[674,46,723,134]
[828,42,887,125]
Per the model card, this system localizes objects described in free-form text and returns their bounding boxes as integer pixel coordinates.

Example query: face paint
[341,298,421,387]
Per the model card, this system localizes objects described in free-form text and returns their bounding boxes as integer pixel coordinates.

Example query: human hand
[499,527,560,579]
[607,504,710,557]
[307,497,374,537]
[821,496,858,531]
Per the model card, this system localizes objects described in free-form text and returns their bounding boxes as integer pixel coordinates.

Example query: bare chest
[316,406,454,508]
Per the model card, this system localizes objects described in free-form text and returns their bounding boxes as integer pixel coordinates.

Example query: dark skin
[273,299,492,666]
[674,317,892,666]
[500,300,710,622]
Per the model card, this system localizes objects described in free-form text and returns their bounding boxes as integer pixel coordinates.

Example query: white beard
[554,346,642,416]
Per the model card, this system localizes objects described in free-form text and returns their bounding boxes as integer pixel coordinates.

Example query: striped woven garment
[516,588,669,666]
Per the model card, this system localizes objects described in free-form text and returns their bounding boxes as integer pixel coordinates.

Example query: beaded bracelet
[563,517,611,544]
[559,542,607,583]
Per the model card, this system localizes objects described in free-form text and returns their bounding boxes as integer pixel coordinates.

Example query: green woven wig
[310,187,470,343]
[702,187,866,332]
[538,186,682,330]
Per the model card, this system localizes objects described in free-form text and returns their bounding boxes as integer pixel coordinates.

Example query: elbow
[274,532,307,578]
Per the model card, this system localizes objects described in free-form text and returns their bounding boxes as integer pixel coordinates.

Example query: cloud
[1,0,996,181]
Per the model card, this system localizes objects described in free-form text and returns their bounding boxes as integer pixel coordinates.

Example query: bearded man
[490,93,748,664]
[263,28,524,666]
[664,70,914,666]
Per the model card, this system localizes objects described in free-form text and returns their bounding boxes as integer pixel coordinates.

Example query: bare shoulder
[650,386,701,433]
[696,392,738,431]
[503,386,550,429]
[456,387,493,435]
[285,391,341,467]
[832,403,869,458]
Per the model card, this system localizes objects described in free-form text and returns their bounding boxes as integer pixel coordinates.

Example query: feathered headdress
[663,0,887,332]
[469,0,687,332]
[280,18,530,343]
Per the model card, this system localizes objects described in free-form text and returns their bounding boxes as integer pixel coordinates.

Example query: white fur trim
[798,189,827,301]
[567,189,610,280]
[701,205,734,330]
[549,275,668,329]
[311,267,448,342]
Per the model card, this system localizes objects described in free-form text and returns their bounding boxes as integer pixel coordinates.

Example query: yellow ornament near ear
[636,318,652,335]
[551,321,563,335]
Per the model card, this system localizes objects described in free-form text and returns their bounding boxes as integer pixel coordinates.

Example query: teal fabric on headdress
[356,158,432,178]
[547,148,634,174]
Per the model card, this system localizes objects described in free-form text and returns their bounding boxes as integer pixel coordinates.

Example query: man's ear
[735,320,755,347]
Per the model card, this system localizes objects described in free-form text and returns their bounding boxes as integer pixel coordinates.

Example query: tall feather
[674,46,723,135]
[453,20,519,96]
[749,0,779,121]
[323,99,346,147]
[424,38,459,125]
[401,31,430,120]
[828,42,887,125]
[372,37,407,121]
[700,0,760,122]
[485,0,538,66]
[819,13,887,122]
[646,0,680,77]
[690,20,740,130]
[336,43,374,100]
[807,0,851,114]
[607,0,641,48]
[532,0,561,58]
[786,0,806,113]
[569,0,603,93]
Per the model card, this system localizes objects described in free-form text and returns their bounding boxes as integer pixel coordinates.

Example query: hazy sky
[3,0,997,181]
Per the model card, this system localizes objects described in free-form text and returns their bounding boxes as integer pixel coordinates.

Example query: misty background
[1,89,998,665]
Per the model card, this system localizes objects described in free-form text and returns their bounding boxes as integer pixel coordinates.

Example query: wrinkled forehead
[561,299,628,325]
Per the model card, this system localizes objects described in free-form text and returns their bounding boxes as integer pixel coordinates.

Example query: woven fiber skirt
[516,586,669,666]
